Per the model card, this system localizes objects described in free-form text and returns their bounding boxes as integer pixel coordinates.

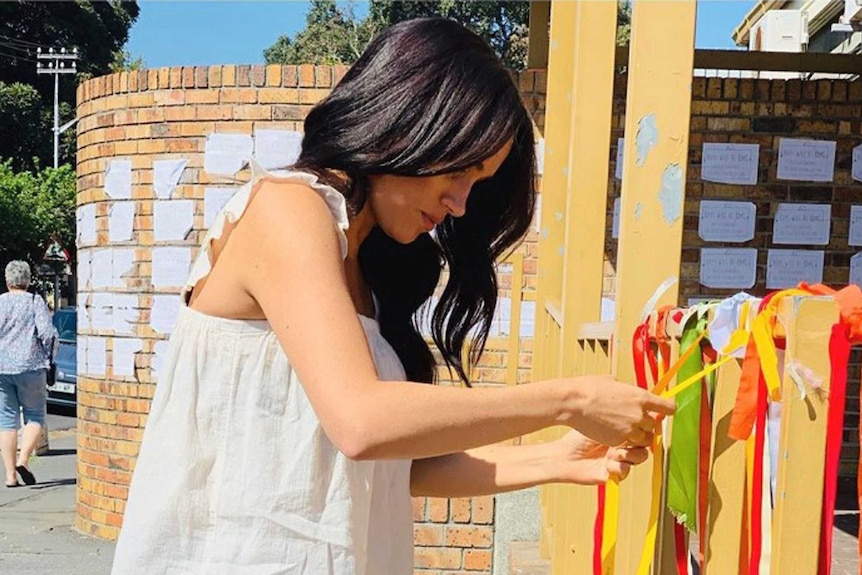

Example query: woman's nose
[441,184,471,218]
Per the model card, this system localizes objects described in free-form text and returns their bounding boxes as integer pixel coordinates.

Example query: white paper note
[112,294,138,335]
[204,133,253,176]
[112,249,136,287]
[536,138,545,176]
[91,250,113,289]
[87,336,107,376]
[615,138,625,180]
[77,250,92,291]
[113,338,142,377]
[77,204,97,245]
[531,194,542,233]
[701,143,759,185]
[90,293,113,331]
[108,202,135,242]
[851,253,862,287]
[776,138,836,182]
[150,294,181,335]
[152,247,191,288]
[205,187,237,228]
[853,145,862,184]
[153,158,188,199]
[612,197,621,239]
[700,248,758,289]
[849,206,862,246]
[77,303,91,332]
[698,200,757,242]
[520,301,536,338]
[154,200,194,241]
[77,335,86,374]
[105,159,132,199]
[766,249,824,289]
[254,129,303,170]
[152,340,171,379]
[772,203,831,245]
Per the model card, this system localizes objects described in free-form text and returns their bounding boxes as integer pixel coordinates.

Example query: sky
[125,1,756,68]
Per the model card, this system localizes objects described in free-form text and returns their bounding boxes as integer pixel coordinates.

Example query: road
[47,404,76,433]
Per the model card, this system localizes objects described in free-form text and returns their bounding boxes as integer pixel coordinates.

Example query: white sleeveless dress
[112,166,414,574]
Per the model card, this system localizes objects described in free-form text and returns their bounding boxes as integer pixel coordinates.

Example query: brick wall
[74,65,545,575]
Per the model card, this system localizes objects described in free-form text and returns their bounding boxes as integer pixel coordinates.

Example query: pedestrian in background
[0,260,57,487]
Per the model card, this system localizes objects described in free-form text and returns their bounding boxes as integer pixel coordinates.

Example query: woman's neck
[345,203,376,261]
[7,287,26,294]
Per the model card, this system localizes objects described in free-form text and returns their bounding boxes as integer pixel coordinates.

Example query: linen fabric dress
[112,166,414,575]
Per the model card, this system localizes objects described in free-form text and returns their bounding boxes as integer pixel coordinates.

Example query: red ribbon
[594,484,605,575]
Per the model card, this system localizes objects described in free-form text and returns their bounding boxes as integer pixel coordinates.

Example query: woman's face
[367,140,513,244]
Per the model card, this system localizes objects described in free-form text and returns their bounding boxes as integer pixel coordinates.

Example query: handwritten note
[151,340,171,380]
[77,204,97,245]
[205,187,237,228]
[113,338,142,377]
[108,202,135,243]
[701,143,759,185]
[776,138,836,182]
[612,197,621,239]
[153,159,188,199]
[698,200,756,242]
[152,247,191,288]
[90,293,113,331]
[766,249,824,289]
[536,138,545,176]
[851,253,862,287]
[204,133,253,176]
[850,206,862,246]
[853,145,862,183]
[615,138,625,180]
[112,249,136,287]
[86,336,107,376]
[105,160,132,199]
[91,250,113,289]
[700,248,757,289]
[77,250,91,292]
[112,294,139,335]
[772,203,831,245]
[150,295,181,335]
[254,129,302,170]
[154,200,194,241]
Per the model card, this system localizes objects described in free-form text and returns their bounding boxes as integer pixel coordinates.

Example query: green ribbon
[666,307,708,532]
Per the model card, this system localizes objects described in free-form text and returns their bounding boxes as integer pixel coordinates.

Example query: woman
[0,260,57,488]
[113,19,674,574]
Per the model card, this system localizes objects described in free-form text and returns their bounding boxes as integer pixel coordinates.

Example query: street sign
[42,239,69,263]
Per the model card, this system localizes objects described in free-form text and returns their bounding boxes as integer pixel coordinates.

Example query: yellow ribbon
[602,478,620,574]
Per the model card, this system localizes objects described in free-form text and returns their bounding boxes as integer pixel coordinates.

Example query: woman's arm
[410,431,649,498]
[227,182,673,461]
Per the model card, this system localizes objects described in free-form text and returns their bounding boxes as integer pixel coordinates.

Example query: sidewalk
[0,431,115,575]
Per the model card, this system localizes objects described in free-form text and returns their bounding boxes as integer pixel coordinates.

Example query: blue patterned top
[0,291,58,374]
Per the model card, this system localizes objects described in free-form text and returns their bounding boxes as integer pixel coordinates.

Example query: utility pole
[36,47,78,169]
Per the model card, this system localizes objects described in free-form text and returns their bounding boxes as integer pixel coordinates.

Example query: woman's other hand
[551,430,650,485]
[568,375,675,447]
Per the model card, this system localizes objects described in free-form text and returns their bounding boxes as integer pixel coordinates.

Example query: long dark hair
[295,18,536,385]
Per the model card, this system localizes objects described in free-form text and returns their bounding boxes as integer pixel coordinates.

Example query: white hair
[5,260,31,289]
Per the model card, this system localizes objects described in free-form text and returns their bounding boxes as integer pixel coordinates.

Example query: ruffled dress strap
[182,160,350,304]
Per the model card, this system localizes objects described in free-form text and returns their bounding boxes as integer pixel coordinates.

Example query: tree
[266,1,632,69]
[0,160,76,274]
[0,1,140,168]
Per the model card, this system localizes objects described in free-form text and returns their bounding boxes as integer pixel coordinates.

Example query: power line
[0,49,38,63]
[0,41,36,57]
[0,33,45,49]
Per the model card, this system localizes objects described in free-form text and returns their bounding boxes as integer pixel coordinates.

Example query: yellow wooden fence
[524,1,845,573]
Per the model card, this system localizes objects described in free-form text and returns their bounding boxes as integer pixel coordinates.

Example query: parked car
[48,307,76,408]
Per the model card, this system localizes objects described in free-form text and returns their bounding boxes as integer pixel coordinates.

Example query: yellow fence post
[611,1,697,573]
[771,296,838,574]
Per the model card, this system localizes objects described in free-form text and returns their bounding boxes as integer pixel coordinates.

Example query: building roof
[732,0,788,46]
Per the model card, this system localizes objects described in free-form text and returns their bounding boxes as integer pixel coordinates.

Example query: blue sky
[125,1,755,68]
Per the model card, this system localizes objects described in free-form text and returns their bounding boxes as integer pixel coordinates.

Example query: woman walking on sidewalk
[0,261,57,488]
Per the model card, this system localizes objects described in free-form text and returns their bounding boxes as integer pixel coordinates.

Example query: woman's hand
[568,375,675,447]
[551,430,650,485]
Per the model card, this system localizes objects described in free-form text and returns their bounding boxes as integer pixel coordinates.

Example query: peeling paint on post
[635,113,658,166]
[634,202,643,220]
[658,163,684,224]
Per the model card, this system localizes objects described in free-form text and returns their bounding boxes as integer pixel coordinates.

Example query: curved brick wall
[74,64,546,574]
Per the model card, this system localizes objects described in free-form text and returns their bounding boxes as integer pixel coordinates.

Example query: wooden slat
[771,296,838,574]
[614,45,862,74]
[705,357,747,573]
[611,1,697,572]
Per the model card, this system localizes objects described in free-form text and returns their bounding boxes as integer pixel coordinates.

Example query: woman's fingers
[613,446,649,465]
[624,427,653,447]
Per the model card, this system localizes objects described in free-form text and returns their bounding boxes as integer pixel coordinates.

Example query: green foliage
[265,0,632,70]
[0,1,139,168]
[0,160,76,272]
[110,49,146,73]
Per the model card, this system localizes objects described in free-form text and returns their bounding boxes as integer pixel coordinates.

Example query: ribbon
[594,484,605,575]
[667,310,709,532]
